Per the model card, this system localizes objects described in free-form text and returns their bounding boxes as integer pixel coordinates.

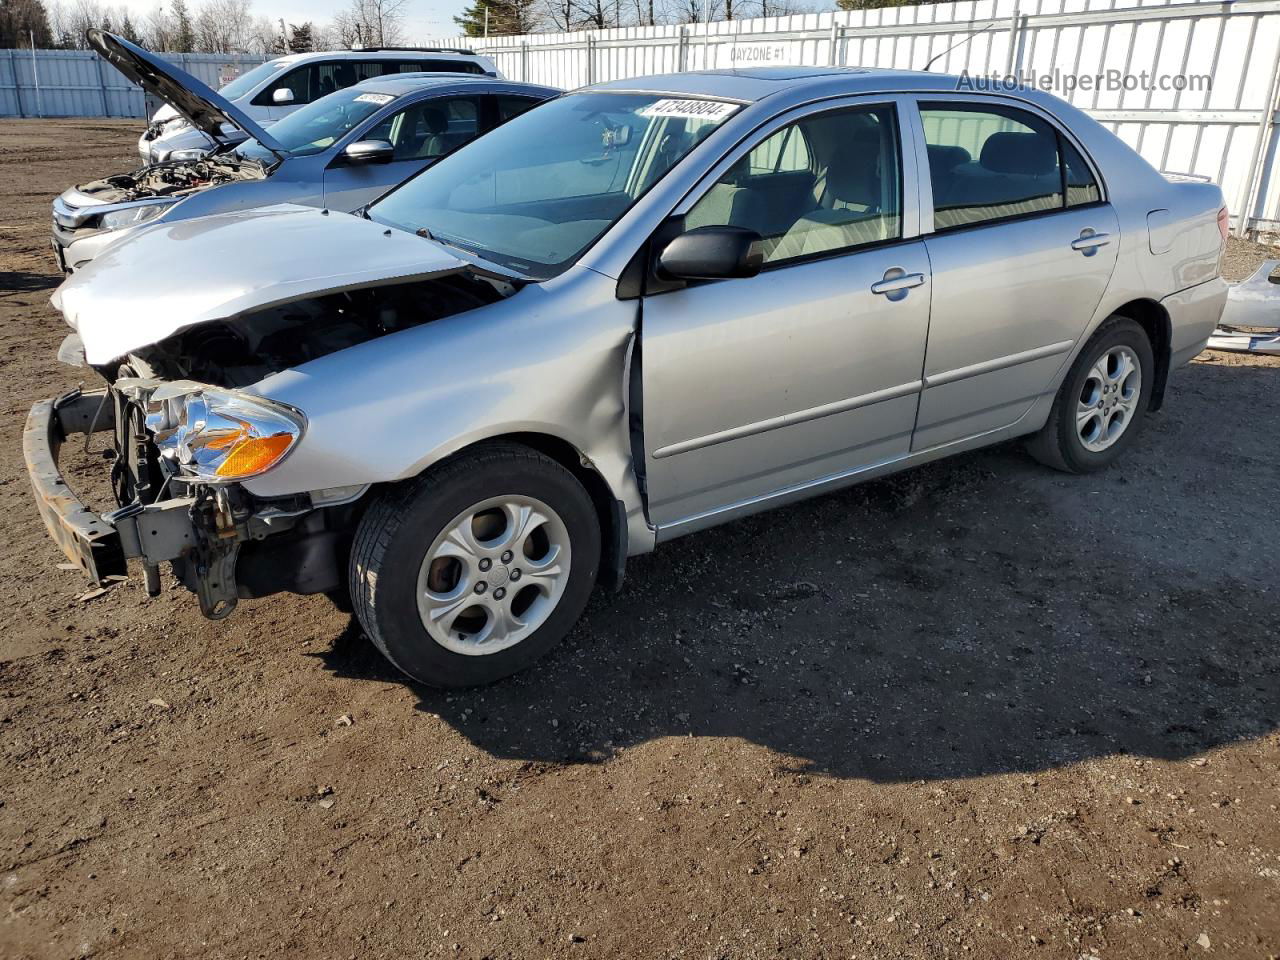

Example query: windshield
[218,59,286,101]
[367,92,741,278]
[237,88,398,159]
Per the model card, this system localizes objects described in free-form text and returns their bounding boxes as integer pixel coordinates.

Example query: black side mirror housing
[656,225,764,282]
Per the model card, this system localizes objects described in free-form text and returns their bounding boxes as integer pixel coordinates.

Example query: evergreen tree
[119,10,142,44]
[287,21,314,52]
[0,0,54,47]
[453,0,536,37]
[170,0,196,51]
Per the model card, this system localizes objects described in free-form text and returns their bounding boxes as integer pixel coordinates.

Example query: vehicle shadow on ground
[0,271,60,296]
[319,368,1280,783]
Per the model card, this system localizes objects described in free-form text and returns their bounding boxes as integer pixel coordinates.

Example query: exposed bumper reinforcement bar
[24,388,196,587]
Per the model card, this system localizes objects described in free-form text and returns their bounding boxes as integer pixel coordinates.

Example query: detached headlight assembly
[98,201,174,231]
[146,386,305,482]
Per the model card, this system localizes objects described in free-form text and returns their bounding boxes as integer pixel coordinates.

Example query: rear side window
[919,102,1101,230]
[253,60,484,106]
[397,60,485,74]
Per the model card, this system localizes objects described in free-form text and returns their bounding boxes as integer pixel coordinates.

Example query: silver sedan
[30,66,1228,687]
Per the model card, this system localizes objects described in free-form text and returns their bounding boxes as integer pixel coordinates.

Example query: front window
[238,89,399,158]
[367,92,741,278]
[217,60,285,101]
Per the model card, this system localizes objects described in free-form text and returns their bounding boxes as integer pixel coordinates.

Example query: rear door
[323,95,482,211]
[910,97,1119,450]
[639,98,933,531]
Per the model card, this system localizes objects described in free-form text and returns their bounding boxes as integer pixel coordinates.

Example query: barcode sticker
[638,99,739,122]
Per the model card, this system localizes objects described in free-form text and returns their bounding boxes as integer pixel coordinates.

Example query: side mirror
[657,225,764,281]
[342,139,395,164]
[271,87,295,104]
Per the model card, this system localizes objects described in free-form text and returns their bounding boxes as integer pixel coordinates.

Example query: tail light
[1218,206,1230,243]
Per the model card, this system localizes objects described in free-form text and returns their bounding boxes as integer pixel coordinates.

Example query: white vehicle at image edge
[140,45,499,163]
[27,67,1228,688]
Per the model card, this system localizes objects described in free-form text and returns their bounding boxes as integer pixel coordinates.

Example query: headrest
[421,107,447,135]
[980,132,1056,176]
[927,143,971,172]
[822,131,882,205]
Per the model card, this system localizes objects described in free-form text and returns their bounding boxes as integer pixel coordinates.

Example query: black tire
[349,442,601,688]
[1026,315,1155,473]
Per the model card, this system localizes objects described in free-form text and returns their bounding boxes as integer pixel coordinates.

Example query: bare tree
[193,0,255,52]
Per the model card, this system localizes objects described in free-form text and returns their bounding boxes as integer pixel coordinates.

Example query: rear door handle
[870,271,926,296]
[1071,231,1111,253]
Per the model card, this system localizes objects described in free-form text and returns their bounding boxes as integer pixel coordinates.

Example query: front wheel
[349,443,601,687]
[1026,316,1155,473]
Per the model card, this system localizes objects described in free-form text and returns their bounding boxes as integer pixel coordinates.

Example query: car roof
[269,49,487,67]
[585,66,1004,103]
[353,75,557,98]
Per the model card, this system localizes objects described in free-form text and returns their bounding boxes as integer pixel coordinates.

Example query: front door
[323,95,482,211]
[910,99,1121,449]
[639,101,933,531]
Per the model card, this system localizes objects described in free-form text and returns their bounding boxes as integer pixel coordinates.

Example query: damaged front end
[31,210,515,618]
[1208,260,1280,355]
[25,378,343,620]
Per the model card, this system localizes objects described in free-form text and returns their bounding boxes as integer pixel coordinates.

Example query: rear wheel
[1027,316,1154,473]
[349,443,601,687]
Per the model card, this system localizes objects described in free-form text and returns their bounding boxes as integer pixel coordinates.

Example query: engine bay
[128,274,512,387]
[76,156,266,204]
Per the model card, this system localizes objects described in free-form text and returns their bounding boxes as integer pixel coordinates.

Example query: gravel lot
[1,118,1278,960]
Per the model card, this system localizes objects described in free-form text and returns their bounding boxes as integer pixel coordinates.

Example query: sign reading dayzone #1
[725,41,801,67]
[639,99,740,122]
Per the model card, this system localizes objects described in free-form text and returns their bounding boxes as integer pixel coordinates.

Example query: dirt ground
[1,117,1278,960]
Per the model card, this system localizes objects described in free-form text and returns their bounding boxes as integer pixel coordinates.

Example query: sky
[111,0,475,43]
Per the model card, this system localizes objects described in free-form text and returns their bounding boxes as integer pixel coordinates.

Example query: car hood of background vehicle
[53,204,472,366]
[88,29,285,157]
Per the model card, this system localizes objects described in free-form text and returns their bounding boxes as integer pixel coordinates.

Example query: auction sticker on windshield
[638,99,739,121]
[354,93,395,105]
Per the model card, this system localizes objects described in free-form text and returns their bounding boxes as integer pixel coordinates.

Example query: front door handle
[1071,230,1111,254]
[870,270,926,297]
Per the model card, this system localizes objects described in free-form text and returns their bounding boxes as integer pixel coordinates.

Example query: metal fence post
[1234,48,1280,237]
[829,21,840,67]
[1005,4,1022,77]
[5,49,23,118]
[94,51,110,117]
[678,26,688,72]
[586,33,595,85]
[521,41,529,82]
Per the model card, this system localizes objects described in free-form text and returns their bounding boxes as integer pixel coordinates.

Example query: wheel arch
[408,429,629,591]
[1108,298,1172,411]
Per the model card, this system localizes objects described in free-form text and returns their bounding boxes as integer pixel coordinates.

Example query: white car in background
[140,45,500,163]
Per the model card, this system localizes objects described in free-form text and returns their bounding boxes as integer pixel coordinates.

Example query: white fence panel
[423,0,1280,235]
[1,0,1277,234]
[0,49,265,119]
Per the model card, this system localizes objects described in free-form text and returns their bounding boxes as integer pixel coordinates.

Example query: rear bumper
[24,389,195,587]
[1162,276,1229,368]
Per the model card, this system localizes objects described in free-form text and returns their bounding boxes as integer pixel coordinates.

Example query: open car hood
[52,205,474,366]
[88,30,285,158]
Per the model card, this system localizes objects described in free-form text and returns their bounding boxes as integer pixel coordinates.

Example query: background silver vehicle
[140,45,499,164]
[51,32,556,272]
[28,66,1228,688]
